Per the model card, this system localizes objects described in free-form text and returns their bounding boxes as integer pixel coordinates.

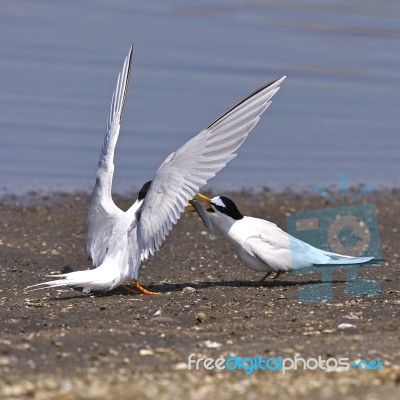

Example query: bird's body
[195,195,373,279]
[26,46,286,293]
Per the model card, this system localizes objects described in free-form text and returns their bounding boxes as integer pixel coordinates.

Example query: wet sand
[0,189,399,399]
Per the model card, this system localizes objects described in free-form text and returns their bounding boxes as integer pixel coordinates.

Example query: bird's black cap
[138,181,152,201]
[210,196,244,220]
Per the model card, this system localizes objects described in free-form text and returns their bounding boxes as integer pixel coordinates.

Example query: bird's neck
[126,198,145,219]
[209,213,238,236]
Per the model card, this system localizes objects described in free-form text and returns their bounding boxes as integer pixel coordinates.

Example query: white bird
[25,46,286,294]
[193,194,374,284]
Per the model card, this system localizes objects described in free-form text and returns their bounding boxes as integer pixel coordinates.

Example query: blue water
[1,0,399,195]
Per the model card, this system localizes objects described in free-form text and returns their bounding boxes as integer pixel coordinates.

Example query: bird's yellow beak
[196,192,211,204]
[185,193,212,212]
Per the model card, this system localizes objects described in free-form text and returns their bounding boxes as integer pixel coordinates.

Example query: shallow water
[1,0,399,195]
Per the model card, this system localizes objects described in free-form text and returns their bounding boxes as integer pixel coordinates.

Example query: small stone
[108,348,119,356]
[0,356,18,366]
[174,362,188,370]
[196,312,206,323]
[338,323,357,330]
[199,340,222,349]
[139,349,154,356]
[182,286,196,293]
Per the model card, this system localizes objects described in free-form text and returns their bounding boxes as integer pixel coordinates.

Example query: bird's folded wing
[245,235,294,272]
[137,76,286,260]
[248,233,336,271]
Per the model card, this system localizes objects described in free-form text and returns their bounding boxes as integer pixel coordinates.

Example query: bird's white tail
[25,264,123,293]
[318,253,374,266]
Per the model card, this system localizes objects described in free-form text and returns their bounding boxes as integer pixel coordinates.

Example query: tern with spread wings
[26,46,285,294]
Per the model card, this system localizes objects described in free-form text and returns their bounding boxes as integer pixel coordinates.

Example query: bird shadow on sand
[46,277,354,301]
[41,263,369,301]
[130,278,353,294]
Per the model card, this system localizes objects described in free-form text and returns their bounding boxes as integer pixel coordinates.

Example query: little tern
[193,194,374,283]
[26,46,286,294]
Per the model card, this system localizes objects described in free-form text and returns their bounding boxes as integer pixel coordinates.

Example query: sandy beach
[0,189,399,399]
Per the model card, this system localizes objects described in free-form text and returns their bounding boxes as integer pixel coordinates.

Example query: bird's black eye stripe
[213,203,227,214]
[211,196,244,220]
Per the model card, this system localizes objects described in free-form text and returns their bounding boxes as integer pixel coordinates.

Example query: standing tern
[26,46,286,294]
[192,194,374,284]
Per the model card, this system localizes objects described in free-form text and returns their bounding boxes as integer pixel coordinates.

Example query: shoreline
[1,184,399,206]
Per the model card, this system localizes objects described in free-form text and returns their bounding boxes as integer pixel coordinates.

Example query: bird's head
[137,180,152,201]
[194,193,244,220]
[133,180,152,220]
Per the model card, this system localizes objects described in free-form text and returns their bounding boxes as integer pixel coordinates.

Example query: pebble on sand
[196,312,206,323]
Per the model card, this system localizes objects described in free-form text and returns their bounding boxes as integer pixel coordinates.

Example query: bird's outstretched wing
[137,76,286,260]
[96,45,133,198]
[87,46,133,265]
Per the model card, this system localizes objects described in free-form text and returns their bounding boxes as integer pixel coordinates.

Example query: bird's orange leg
[134,280,160,295]
[255,272,272,286]
[272,271,286,280]
[120,281,160,295]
